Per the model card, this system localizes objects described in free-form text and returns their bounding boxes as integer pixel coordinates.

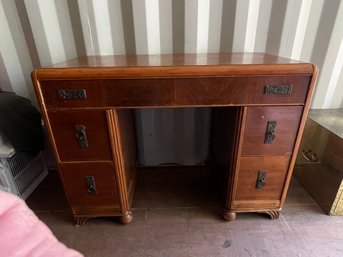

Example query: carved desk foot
[260,211,280,220]
[74,216,89,226]
[223,210,280,222]
[119,211,133,224]
[74,212,133,226]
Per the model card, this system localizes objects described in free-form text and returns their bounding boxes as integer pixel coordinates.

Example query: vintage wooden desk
[32,53,317,225]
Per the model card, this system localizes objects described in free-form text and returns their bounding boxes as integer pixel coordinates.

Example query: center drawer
[39,76,310,108]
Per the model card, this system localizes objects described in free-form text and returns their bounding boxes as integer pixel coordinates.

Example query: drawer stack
[47,110,119,220]
[224,82,308,220]
[38,82,137,225]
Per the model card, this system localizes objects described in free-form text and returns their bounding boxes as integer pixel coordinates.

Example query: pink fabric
[0,191,83,257]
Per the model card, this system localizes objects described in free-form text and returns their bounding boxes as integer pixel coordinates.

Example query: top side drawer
[175,76,310,106]
[241,106,303,156]
[39,79,175,108]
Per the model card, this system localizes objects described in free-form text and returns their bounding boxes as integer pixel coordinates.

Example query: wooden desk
[32,53,317,225]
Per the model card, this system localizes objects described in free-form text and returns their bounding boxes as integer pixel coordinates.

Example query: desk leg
[223,210,237,221]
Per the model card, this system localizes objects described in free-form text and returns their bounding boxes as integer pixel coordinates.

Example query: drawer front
[40,79,174,108]
[241,106,303,156]
[175,76,310,106]
[60,162,120,213]
[234,156,290,203]
[48,110,113,162]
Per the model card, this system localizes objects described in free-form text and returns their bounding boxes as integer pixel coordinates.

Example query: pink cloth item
[0,191,83,257]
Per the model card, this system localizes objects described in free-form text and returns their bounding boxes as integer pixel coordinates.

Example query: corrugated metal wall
[1,0,343,165]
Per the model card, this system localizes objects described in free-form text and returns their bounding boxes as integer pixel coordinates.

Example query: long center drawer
[39,76,310,108]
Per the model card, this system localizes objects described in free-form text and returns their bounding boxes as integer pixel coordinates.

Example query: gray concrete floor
[26,168,343,257]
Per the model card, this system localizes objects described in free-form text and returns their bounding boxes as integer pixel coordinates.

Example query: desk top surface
[48,53,304,68]
[34,53,315,79]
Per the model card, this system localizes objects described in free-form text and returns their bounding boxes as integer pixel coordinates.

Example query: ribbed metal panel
[135,108,212,166]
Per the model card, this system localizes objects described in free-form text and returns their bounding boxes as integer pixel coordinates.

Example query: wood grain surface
[59,162,120,214]
[47,109,113,162]
[235,156,291,201]
[241,106,303,156]
[33,53,314,80]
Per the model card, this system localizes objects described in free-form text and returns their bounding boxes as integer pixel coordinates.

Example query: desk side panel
[112,109,138,206]
[108,109,138,213]
[209,107,242,205]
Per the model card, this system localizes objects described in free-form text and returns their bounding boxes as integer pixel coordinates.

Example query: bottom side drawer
[59,162,121,214]
[232,156,290,209]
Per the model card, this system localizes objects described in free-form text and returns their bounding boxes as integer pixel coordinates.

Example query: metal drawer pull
[264,121,277,144]
[75,125,89,148]
[256,170,266,189]
[264,85,293,95]
[58,89,87,99]
[85,176,97,194]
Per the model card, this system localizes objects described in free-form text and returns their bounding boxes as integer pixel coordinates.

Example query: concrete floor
[26,168,343,257]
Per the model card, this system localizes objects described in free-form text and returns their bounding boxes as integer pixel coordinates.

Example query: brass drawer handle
[58,89,87,99]
[302,150,318,162]
[256,170,266,189]
[85,176,97,194]
[75,125,89,148]
[264,85,293,95]
[264,121,276,144]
